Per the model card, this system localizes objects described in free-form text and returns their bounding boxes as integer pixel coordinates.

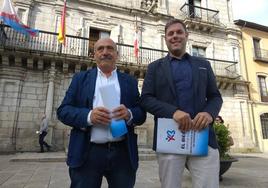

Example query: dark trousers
[69,141,136,188]
[39,131,50,152]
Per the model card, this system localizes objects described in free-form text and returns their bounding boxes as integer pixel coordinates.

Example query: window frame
[253,37,261,59]
[192,45,206,58]
[260,113,268,139]
[258,75,268,102]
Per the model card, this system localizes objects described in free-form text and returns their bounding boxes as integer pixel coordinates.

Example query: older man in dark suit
[57,38,146,188]
[140,19,223,188]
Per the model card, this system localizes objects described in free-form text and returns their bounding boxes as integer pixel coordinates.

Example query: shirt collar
[167,52,189,62]
[97,67,117,78]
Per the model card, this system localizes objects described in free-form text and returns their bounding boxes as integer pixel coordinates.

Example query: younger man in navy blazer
[140,19,222,188]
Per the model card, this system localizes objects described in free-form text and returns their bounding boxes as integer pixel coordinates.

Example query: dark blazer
[140,54,223,150]
[57,68,146,170]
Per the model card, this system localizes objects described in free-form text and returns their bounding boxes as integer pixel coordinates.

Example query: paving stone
[1,152,268,187]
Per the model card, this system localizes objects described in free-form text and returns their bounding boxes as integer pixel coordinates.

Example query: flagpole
[135,15,138,64]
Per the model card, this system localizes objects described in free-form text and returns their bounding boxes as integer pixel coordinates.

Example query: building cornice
[77,0,173,20]
[234,19,268,33]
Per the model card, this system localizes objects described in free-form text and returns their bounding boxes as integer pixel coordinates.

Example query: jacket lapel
[86,68,97,108]
[161,56,177,98]
[189,57,199,95]
[117,71,127,104]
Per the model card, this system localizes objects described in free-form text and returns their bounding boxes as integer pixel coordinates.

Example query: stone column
[37,59,44,70]
[2,55,9,66]
[63,62,69,74]
[45,62,56,120]
[75,64,81,73]
[15,57,21,67]
[27,58,34,69]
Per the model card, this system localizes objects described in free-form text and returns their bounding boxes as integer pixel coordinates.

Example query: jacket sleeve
[202,61,223,119]
[140,62,177,118]
[57,73,90,129]
[128,78,146,126]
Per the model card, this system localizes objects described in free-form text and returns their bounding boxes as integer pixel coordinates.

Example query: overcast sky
[232,0,268,26]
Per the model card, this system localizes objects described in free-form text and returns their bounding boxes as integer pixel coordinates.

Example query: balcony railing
[0,25,239,78]
[0,25,90,57]
[207,58,239,78]
[117,43,167,65]
[253,48,268,62]
[180,3,220,24]
[0,25,166,64]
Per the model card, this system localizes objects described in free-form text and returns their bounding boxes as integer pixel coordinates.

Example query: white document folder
[99,84,127,137]
[156,118,209,156]
[99,84,119,111]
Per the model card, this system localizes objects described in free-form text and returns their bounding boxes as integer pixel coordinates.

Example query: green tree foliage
[214,122,232,159]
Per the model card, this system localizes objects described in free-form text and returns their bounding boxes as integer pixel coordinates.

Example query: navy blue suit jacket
[140,54,223,150]
[57,68,146,170]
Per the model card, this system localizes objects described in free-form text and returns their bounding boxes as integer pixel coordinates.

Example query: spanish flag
[58,0,66,45]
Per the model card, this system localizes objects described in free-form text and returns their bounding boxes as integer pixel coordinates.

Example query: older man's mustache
[100,55,113,61]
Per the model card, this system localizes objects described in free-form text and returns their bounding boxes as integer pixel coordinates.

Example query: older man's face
[94,38,118,72]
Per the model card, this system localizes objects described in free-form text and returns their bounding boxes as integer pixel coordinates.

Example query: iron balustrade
[0,25,239,78]
[180,3,220,24]
[253,48,268,62]
[116,44,239,78]
[206,58,239,78]
[116,43,167,65]
[0,25,90,57]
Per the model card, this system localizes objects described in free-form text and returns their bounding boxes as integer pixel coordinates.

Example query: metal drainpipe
[240,22,259,147]
[12,69,27,150]
[239,101,246,136]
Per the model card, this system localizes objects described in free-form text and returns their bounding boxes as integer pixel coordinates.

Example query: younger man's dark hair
[165,19,187,34]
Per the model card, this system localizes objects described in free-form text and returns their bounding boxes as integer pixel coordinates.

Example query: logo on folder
[166,130,175,142]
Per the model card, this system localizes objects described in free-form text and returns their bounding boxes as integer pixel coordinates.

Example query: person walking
[38,114,51,153]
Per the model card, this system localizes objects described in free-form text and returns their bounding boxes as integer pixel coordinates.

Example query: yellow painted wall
[242,28,268,101]
[239,26,268,152]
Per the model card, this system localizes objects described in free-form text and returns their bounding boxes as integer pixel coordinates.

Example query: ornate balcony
[180,3,222,32]
[253,48,268,63]
[0,25,239,81]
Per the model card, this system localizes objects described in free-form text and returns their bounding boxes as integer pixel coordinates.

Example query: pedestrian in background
[38,114,51,153]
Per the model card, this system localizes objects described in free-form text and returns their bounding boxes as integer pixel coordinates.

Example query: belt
[90,140,125,149]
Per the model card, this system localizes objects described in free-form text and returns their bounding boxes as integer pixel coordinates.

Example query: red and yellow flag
[134,30,139,58]
[58,0,66,45]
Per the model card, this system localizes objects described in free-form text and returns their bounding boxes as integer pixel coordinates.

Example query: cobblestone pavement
[1,153,268,188]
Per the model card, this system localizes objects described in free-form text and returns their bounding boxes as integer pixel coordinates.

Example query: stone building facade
[0,0,257,152]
